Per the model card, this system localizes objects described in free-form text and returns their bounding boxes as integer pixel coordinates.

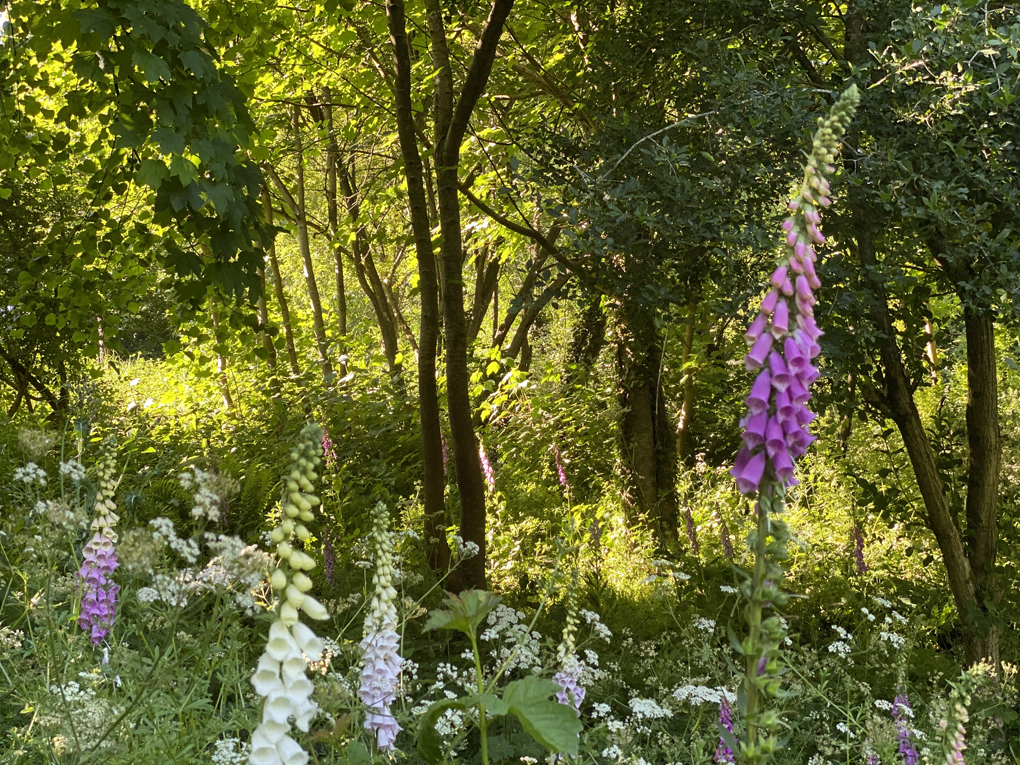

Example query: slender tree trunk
[292,104,334,384]
[257,266,278,370]
[615,292,678,542]
[382,276,419,358]
[323,88,349,376]
[468,246,500,345]
[385,0,453,578]
[209,295,234,411]
[263,189,301,377]
[925,316,938,381]
[676,303,697,462]
[854,224,999,668]
[335,158,402,373]
[960,307,1001,667]
[425,0,515,590]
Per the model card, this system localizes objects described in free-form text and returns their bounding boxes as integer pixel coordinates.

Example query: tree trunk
[615,293,678,542]
[382,275,419,359]
[385,0,453,578]
[263,189,301,377]
[961,307,1001,667]
[208,295,234,411]
[426,0,515,590]
[468,245,500,345]
[853,224,999,668]
[335,158,402,373]
[567,294,607,385]
[676,303,697,462]
[257,265,278,369]
[292,104,334,383]
[323,88,348,376]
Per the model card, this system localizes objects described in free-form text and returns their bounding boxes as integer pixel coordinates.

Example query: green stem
[744,490,769,752]
[470,630,489,765]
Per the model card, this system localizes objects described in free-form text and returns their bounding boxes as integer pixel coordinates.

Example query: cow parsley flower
[59,460,87,482]
[14,463,47,486]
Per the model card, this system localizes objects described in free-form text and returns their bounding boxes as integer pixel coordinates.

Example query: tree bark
[335,158,402,373]
[961,306,1001,666]
[676,303,697,462]
[257,266,278,371]
[263,189,301,377]
[854,223,998,667]
[468,245,500,345]
[292,104,334,383]
[615,292,678,542]
[385,0,453,578]
[426,0,515,590]
[323,88,349,376]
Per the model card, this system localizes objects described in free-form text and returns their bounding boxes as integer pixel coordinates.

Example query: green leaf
[132,49,173,84]
[345,740,370,765]
[465,693,510,717]
[180,49,212,80]
[138,158,169,189]
[153,127,187,156]
[423,590,502,637]
[503,676,581,755]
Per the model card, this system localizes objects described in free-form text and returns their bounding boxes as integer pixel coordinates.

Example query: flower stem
[470,630,489,765]
[744,491,769,751]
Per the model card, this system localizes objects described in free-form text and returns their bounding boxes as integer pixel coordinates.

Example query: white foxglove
[248,425,328,765]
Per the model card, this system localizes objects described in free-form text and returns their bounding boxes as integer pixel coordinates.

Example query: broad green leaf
[423,590,502,636]
[137,158,169,189]
[503,676,581,755]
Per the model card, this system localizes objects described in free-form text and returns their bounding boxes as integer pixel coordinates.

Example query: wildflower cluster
[937,664,986,765]
[250,423,328,765]
[553,571,585,711]
[479,441,495,491]
[78,451,120,645]
[59,459,87,482]
[715,699,736,764]
[893,694,919,765]
[731,84,860,495]
[732,86,859,765]
[358,501,403,751]
[14,463,47,486]
[179,467,238,522]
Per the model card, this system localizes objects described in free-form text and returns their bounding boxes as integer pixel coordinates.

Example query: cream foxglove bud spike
[300,595,328,621]
[286,585,305,609]
[280,601,300,626]
[251,423,327,765]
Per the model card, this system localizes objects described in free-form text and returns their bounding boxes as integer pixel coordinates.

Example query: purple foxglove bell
[745,333,773,370]
[741,412,768,449]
